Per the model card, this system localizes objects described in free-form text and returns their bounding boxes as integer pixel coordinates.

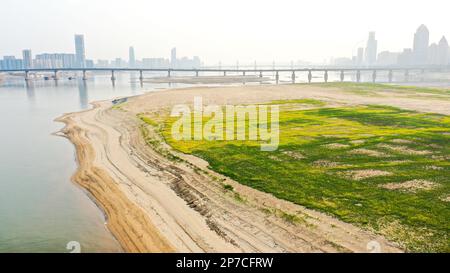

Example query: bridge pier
[259,71,263,78]
[388,70,393,83]
[82,70,87,81]
[223,71,226,76]
[195,70,199,77]
[291,71,295,83]
[111,70,116,81]
[356,70,361,83]
[340,70,344,82]
[275,71,279,84]
[404,69,409,82]
[139,70,144,81]
[308,70,312,83]
[324,70,328,83]
[372,70,377,83]
[25,71,30,81]
[243,71,246,76]
[53,70,59,81]
[168,69,171,78]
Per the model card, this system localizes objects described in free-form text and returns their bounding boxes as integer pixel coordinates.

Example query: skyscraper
[74,34,86,68]
[437,36,449,65]
[129,46,136,68]
[365,32,377,66]
[22,49,33,69]
[356,47,364,66]
[428,43,439,65]
[171,47,177,68]
[413,24,429,65]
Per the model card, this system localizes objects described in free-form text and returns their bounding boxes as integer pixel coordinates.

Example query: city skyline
[1,0,449,65]
[1,23,449,71]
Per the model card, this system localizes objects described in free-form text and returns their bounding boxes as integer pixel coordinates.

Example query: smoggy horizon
[1,0,449,65]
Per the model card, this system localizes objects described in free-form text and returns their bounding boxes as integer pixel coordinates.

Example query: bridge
[1,66,449,84]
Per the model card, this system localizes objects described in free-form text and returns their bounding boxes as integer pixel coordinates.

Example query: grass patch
[318,82,450,98]
[138,113,159,127]
[266,98,326,106]
[223,184,234,191]
[154,97,449,252]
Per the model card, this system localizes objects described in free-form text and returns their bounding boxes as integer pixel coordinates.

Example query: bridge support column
[372,70,377,83]
[111,70,116,81]
[82,70,87,81]
[54,70,59,81]
[340,70,344,82]
[195,70,199,77]
[324,70,328,83]
[168,69,171,78]
[259,71,263,78]
[356,70,361,83]
[275,71,279,84]
[223,71,226,76]
[139,70,144,81]
[243,71,246,76]
[291,71,295,83]
[25,71,30,81]
[388,70,393,83]
[421,69,425,81]
[308,70,312,83]
[404,69,409,82]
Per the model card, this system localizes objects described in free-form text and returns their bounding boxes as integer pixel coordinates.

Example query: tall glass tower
[74,34,86,68]
[129,46,136,68]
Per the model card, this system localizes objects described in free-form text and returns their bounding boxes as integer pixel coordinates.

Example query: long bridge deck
[1,66,449,83]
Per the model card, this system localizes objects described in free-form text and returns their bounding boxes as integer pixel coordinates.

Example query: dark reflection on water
[77,80,89,109]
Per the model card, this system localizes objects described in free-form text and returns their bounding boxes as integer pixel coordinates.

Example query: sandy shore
[143,75,271,84]
[56,83,450,253]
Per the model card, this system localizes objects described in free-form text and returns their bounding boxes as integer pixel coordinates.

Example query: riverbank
[56,83,450,252]
[56,107,174,252]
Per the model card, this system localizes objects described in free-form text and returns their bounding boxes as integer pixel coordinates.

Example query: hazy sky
[1,0,449,64]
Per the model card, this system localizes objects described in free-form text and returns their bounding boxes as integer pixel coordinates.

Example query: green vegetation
[111,102,127,111]
[316,82,450,98]
[223,184,234,191]
[139,91,450,252]
[266,98,327,106]
[138,113,159,127]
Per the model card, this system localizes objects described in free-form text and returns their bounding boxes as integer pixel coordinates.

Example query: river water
[0,73,182,252]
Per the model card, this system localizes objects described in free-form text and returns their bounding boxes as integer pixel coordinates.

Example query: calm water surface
[0,73,185,252]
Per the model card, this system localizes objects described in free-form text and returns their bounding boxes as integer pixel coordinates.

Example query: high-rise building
[129,46,136,68]
[85,59,94,68]
[113,58,124,68]
[377,51,400,66]
[397,48,413,66]
[34,53,76,69]
[74,34,86,68]
[356,47,364,66]
[96,60,110,68]
[22,49,33,69]
[170,47,177,68]
[437,36,449,65]
[365,32,377,66]
[428,43,439,65]
[1,56,23,70]
[413,24,429,65]
[142,58,170,68]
